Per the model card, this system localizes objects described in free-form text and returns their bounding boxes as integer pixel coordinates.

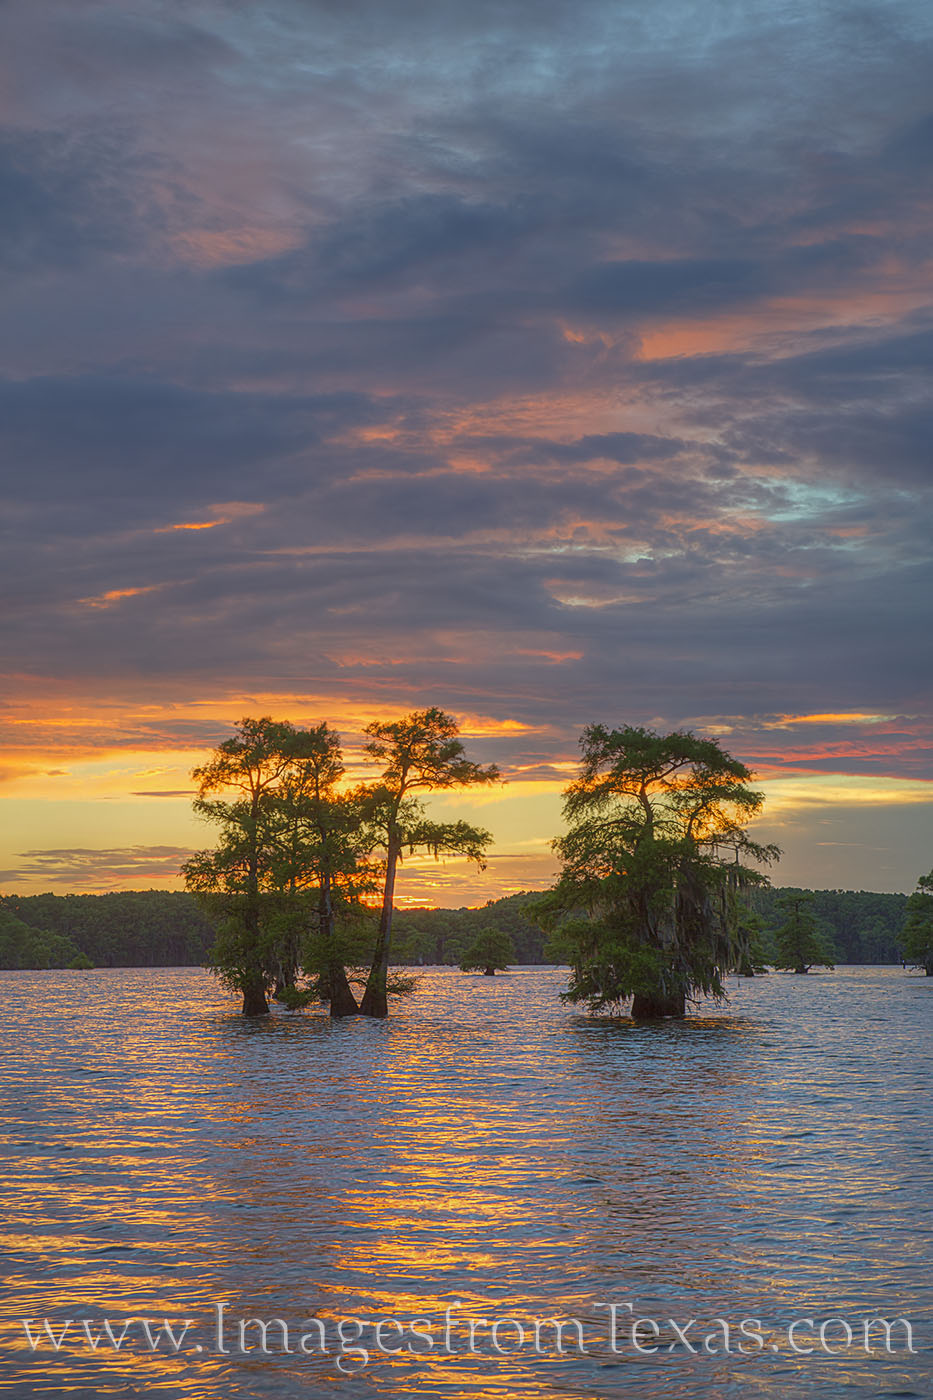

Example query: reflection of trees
[562,1013,760,1312]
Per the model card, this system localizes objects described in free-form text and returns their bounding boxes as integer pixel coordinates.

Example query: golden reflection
[2,967,927,1397]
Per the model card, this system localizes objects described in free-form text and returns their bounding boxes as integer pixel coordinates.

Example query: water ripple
[0,965,930,1398]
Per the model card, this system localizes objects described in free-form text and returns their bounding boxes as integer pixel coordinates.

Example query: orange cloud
[453,714,547,737]
[763,711,901,728]
[515,648,584,662]
[79,584,164,609]
[169,226,302,268]
[151,502,265,534]
[637,268,933,362]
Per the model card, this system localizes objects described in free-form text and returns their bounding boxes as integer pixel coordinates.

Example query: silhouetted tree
[184,718,300,1014]
[460,926,516,975]
[536,725,779,1017]
[358,708,498,1017]
[184,718,372,1016]
[773,892,835,973]
[268,722,377,1017]
[736,910,772,976]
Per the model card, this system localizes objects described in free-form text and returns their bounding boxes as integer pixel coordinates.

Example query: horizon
[2,873,915,910]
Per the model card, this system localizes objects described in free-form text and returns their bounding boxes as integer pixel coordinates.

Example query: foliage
[184,717,375,1015]
[268,722,378,1016]
[901,870,933,974]
[0,902,91,969]
[183,718,304,1013]
[459,925,516,974]
[772,892,835,973]
[0,881,917,974]
[392,892,548,965]
[357,707,499,1016]
[748,886,907,963]
[736,910,774,975]
[535,724,780,1016]
[1,890,214,967]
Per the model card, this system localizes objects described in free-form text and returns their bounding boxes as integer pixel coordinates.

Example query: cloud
[0,131,136,275]
[1,0,932,894]
[130,790,195,798]
[1,846,195,888]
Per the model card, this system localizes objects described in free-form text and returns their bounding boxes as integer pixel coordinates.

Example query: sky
[1,0,931,904]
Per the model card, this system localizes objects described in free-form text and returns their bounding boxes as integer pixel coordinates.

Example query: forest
[0,891,215,969]
[0,883,910,971]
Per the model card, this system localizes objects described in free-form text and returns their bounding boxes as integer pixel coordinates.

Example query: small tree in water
[902,871,933,975]
[358,708,498,1018]
[268,722,376,1017]
[460,926,515,976]
[184,717,370,1016]
[184,718,300,1014]
[536,725,780,1018]
[772,892,835,974]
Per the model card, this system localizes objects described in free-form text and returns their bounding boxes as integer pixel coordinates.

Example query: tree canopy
[184,717,301,1014]
[902,870,933,975]
[772,892,835,973]
[357,707,498,1016]
[459,926,516,975]
[183,717,375,1015]
[182,710,498,1016]
[0,903,90,969]
[536,724,779,1017]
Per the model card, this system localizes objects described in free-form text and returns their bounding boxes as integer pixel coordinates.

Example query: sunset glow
[1,0,931,901]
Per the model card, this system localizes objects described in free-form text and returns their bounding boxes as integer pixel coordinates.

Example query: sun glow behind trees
[184,711,498,1016]
[536,725,780,1017]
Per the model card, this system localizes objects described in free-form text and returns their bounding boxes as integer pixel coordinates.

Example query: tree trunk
[273,958,296,999]
[242,974,269,1016]
[329,964,360,1017]
[631,989,686,1018]
[241,873,269,1013]
[360,834,400,1018]
[320,876,359,1018]
[483,965,495,976]
[926,965,932,976]
[240,834,269,1015]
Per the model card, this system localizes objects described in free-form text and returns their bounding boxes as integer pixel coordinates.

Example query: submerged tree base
[630,990,686,1019]
[242,982,270,1015]
[318,962,361,1018]
[359,986,388,1018]
[330,980,361,1017]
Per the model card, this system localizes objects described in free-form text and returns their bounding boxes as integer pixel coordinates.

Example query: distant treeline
[747,886,907,965]
[385,887,910,967]
[391,893,547,965]
[0,892,215,969]
[0,884,910,971]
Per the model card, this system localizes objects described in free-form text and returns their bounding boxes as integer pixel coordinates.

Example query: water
[0,965,930,1399]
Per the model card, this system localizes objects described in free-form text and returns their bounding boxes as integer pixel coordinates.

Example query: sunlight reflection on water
[0,965,930,1398]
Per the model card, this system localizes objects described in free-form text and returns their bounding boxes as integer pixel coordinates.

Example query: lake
[0,964,930,1398]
